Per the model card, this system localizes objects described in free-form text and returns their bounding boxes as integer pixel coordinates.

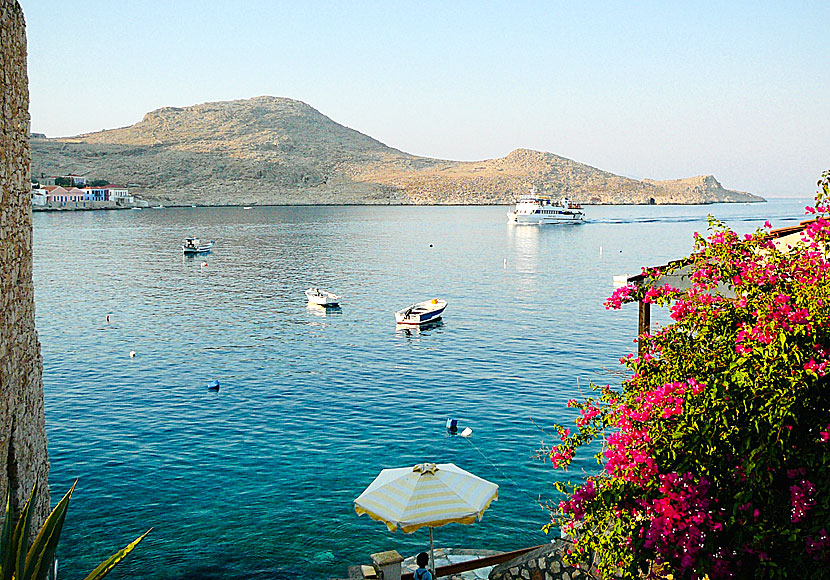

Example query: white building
[106,185,133,204]
[31,188,48,206]
[65,174,86,186]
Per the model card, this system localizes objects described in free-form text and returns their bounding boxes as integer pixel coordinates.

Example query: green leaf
[22,480,76,580]
[12,483,36,580]
[81,528,151,580]
[1,486,16,580]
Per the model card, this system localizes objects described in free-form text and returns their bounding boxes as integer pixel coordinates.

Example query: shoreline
[32,199,768,212]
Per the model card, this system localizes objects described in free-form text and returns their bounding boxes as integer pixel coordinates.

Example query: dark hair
[417,552,430,568]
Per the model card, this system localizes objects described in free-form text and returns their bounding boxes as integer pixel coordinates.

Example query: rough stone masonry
[1,0,50,526]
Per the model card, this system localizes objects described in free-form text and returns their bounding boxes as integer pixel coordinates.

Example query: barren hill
[30,96,763,205]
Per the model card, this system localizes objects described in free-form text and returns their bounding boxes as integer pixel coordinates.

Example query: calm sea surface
[32,199,810,579]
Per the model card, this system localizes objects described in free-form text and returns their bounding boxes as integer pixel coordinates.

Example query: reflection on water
[507,222,541,275]
[306,303,343,317]
[395,318,445,337]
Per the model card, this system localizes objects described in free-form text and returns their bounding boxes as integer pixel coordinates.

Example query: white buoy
[460,427,473,438]
[129,350,136,358]
[503,258,507,268]
[599,245,603,256]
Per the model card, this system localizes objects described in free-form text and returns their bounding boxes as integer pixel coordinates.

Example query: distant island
[30,96,764,206]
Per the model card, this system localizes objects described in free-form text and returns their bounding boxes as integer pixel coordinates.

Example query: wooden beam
[638,300,651,355]
[400,545,546,580]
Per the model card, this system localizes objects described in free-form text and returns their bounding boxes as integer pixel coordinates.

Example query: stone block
[371,550,403,580]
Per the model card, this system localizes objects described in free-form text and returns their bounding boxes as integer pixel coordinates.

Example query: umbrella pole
[429,527,435,577]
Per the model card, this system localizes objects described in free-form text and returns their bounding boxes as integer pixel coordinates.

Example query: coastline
[32,199,767,212]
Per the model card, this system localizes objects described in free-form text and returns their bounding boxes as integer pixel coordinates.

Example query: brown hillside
[30,96,764,205]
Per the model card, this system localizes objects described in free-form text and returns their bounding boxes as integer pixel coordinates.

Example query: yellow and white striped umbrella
[354,463,498,573]
[354,463,498,533]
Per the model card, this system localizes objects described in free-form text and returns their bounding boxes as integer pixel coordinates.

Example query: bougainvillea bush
[547,171,830,579]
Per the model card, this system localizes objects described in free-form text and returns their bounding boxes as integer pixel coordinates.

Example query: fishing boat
[181,237,215,254]
[507,196,584,224]
[395,298,447,325]
[305,287,340,306]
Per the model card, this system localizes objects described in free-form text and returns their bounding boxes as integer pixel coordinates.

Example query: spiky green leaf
[11,484,36,580]
[81,528,152,580]
[22,481,76,580]
[1,487,16,580]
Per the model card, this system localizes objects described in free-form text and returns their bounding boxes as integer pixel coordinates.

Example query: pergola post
[638,300,651,355]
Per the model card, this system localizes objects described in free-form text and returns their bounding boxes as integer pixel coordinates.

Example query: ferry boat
[181,237,215,254]
[395,298,447,325]
[305,287,340,306]
[507,196,584,224]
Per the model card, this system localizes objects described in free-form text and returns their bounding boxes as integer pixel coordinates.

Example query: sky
[22,1,830,198]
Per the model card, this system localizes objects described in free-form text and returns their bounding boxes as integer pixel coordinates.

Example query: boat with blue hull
[395,299,447,325]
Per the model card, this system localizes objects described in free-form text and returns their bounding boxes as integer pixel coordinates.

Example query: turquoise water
[32,200,810,579]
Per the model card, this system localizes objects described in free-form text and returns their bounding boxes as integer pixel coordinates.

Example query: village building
[33,183,134,209]
[105,185,133,204]
[64,173,86,186]
[83,187,108,202]
[41,185,84,205]
[31,188,47,206]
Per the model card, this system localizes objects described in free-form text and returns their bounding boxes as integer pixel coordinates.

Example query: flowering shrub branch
[546,170,830,579]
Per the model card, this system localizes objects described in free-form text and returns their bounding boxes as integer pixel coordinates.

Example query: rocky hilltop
[30,96,763,205]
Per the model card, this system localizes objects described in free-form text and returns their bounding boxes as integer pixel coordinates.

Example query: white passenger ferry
[507,196,584,224]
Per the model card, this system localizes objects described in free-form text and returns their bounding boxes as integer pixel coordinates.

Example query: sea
[31,199,811,579]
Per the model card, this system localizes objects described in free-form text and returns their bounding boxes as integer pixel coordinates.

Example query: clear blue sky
[23,1,830,198]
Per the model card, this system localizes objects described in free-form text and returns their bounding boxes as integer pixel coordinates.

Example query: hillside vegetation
[30,96,763,205]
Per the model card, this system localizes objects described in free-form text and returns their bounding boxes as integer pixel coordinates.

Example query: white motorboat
[305,287,340,306]
[181,237,215,254]
[395,298,447,325]
[507,196,584,224]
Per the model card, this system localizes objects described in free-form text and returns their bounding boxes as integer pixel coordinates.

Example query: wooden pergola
[621,218,818,355]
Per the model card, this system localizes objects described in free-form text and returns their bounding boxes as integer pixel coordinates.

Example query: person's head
[416,552,430,569]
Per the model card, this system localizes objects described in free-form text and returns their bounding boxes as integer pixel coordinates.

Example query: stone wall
[1,0,50,526]
[489,541,596,580]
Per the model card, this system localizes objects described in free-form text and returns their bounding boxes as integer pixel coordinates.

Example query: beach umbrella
[354,462,498,575]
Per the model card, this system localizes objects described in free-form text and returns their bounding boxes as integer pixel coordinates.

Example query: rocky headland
[30,96,764,206]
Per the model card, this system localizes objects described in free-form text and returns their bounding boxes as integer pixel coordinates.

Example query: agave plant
[0,481,150,580]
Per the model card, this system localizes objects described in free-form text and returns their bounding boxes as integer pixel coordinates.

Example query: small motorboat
[305,287,340,306]
[395,298,447,325]
[182,237,215,254]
